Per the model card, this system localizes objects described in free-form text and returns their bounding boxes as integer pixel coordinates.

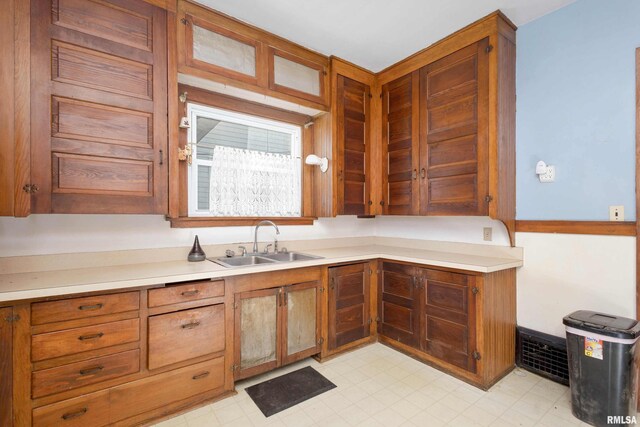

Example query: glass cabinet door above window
[185,15,259,84]
[269,48,327,104]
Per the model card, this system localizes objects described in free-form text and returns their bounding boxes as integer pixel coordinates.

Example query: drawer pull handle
[78,303,103,311]
[181,321,200,329]
[78,332,104,341]
[61,407,87,420]
[79,366,104,376]
[181,290,200,297]
[192,371,210,380]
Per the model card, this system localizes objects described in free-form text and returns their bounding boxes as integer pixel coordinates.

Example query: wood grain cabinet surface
[327,263,371,350]
[31,292,140,325]
[0,307,13,427]
[148,304,225,370]
[378,260,516,389]
[29,0,168,214]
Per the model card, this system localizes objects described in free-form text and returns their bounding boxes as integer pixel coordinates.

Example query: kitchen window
[187,104,302,217]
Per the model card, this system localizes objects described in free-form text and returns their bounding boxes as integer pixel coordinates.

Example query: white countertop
[0,243,522,303]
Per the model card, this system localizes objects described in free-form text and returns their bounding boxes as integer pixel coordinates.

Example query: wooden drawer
[148,304,224,370]
[32,319,140,362]
[33,389,110,427]
[110,357,225,422]
[32,349,140,399]
[148,280,224,307]
[32,292,139,325]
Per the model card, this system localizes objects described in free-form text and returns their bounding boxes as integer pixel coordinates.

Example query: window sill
[168,216,317,228]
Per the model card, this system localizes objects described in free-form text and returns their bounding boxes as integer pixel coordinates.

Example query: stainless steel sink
[211,255,277,268]
[209,252,322,268]
[261,252,321,262]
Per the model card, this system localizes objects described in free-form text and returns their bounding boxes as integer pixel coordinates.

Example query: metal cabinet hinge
[319,287,324,293]
[485,195,493,203]
[4,314,20,323]
[375,316,381,322]
[485,45,494,53]
[330,277,335,290]
[22,184,39,194]
[231,364,238,371]
[317,337,324,345]
[233,302,238,310]
[472,351,482,360]
[180,18,189,25]
[472,287,479,295]
[368,318,373,325]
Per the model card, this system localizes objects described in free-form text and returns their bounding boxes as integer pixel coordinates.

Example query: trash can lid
[563,311,640,339]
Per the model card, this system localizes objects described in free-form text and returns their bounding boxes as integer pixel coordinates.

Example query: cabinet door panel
[419,39,489,216]
[336,75,370,215]
[234,288,279,380]
[31,0,167,214]
[0,308,12,427]
[378,262,419,347]
[328,263,370,350]
[422,269,477,373]
[282,281,321,365]
[382,72,419,215]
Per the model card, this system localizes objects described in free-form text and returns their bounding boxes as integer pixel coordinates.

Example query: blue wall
[516,0,640,220]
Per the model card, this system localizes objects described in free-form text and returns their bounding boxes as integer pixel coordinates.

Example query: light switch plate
[609,206,624,221]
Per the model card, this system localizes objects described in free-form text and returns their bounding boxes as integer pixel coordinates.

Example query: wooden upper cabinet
[419,39,489,216]
[177,1,329,110]
[336,75,371,215]
[382,72,419,215]
[30,0,168,214]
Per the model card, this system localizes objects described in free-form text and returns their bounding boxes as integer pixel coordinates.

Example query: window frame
[169,84,316,228]
[187,103,303,217]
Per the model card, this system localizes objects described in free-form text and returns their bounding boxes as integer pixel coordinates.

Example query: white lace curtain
[209,145,300,216]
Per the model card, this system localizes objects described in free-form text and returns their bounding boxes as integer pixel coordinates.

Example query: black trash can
[563,310,640,427]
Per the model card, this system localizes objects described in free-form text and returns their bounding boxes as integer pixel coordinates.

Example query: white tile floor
[153,343,592,427]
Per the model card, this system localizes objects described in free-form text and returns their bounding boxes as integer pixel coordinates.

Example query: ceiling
[194,0,575,72]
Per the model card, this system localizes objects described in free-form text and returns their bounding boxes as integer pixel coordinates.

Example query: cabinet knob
[79,366,104,376]
[181,290,200,297]
[412,169,417,180]
[420,168,426,179]
[192,371,210,380]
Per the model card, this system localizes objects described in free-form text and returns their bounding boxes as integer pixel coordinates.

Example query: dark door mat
[245,366,336,417]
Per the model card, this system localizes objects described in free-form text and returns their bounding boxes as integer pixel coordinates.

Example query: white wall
[516,232,636,337]
[0,215,377,257]
[0,214,511,257]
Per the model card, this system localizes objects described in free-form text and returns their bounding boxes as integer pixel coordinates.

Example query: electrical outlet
[483,227,492,241]
[609,206,624,222]
[539,165,555,183]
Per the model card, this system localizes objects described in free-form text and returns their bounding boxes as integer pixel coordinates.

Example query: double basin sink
[210,251,322,268]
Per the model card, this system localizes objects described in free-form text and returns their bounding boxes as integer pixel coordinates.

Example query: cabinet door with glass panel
[178,1,330,109]
[187,104,303,218]
[234,281,321,380]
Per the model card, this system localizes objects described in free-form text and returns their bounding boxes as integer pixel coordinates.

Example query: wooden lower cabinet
[148,304,225,370]
[32,357,225,426]
[378,262,420,348]
[234,281,321,380]
[110,357,225,422]
[378,261,516,389]
[0,307,13,427]
[327,263,372,351]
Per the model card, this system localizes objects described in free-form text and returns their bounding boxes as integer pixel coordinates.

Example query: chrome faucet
[253,220,280,254]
